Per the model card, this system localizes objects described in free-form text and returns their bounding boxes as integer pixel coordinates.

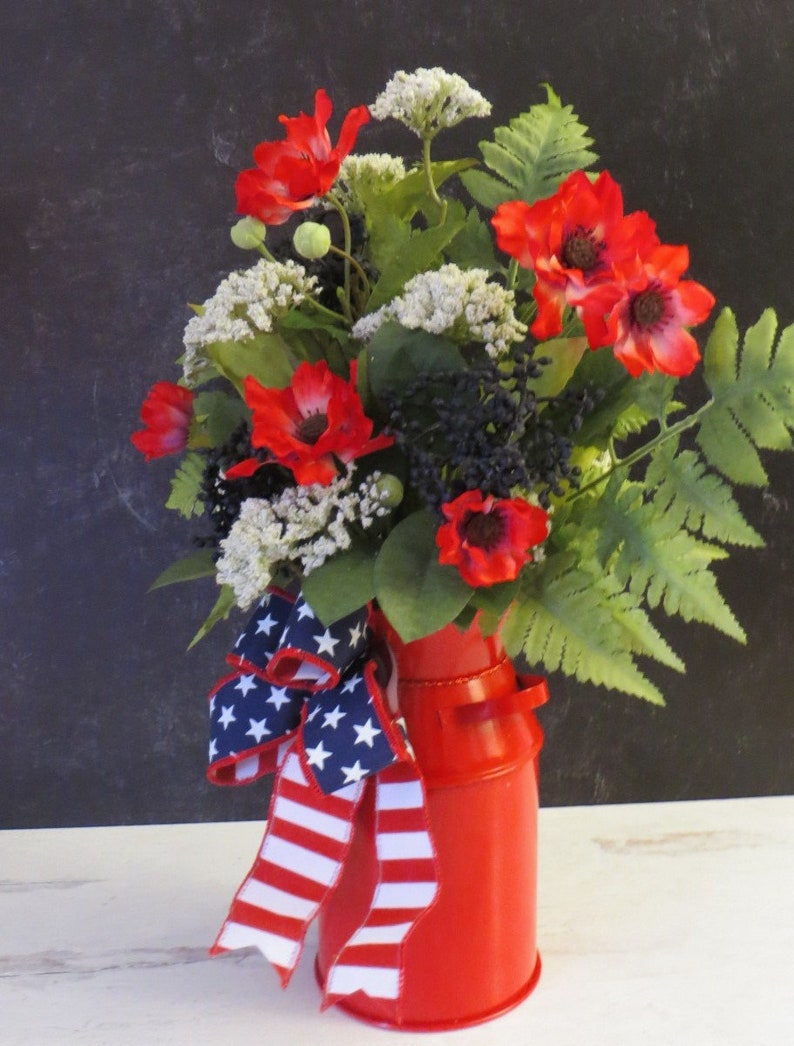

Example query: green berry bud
[375,473,404,508]
[230,217,267,250]
[293,221,332,260]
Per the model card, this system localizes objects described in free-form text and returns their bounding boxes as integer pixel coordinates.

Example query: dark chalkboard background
[2,1,793,828]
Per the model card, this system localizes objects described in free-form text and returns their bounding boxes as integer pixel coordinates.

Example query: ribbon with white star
[208,588,439,1006]
[267,592,370,692]
[207,589,406,792]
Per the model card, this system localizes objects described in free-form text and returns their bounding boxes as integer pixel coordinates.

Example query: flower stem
[256,242,277,263]
[422,137,447,225]
[329,245,371,301]
[304,294,349,325]
[570,400,714,500]
[507,257,519,291]
[326,193,353,323]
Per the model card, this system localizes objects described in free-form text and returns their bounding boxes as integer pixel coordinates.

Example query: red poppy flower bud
[131,382,195,461]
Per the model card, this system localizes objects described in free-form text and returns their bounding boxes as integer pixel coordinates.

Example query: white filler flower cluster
[216,471,389,609]
[182,259,317,385]
[369,67,491,138]
[353,264,527,358]
[335,153,407,214]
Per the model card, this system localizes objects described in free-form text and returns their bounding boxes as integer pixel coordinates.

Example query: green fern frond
[592,568,686,674]
[646,444,763,548]
[165,452,205,519]
[460,85,597,211]
[589,477,746,641]
[611,403,664,442]
[502,555,666,704]
[697,309,794,485]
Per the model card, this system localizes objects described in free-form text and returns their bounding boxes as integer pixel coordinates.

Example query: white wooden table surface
[2,796,792,1044]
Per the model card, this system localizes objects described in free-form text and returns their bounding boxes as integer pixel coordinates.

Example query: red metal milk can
[316,615,546,1030]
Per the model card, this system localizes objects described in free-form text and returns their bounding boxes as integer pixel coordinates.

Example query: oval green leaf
[373,510,472,642]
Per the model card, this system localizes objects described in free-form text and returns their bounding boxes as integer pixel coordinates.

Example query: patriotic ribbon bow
[207,589,439,1007]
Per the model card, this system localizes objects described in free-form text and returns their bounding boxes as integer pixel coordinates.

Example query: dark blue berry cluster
[194,424,291,551]
[383,345,598,512]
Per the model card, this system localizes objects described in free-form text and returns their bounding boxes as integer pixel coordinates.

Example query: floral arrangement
[133,67,794,705]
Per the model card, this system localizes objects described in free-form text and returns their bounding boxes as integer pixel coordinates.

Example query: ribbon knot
[207,589,439,1007]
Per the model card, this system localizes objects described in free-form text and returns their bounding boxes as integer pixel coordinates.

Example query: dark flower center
[463,508,505,551]
[296,412,328,444]
[631,289,666,329]
[562,230,600,273]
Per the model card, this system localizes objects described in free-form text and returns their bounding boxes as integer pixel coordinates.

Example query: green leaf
[366,323,465,399]
[469,578,521,635]
[502,557,666,704]
[192,390,249,446]
[374,510,472,641]
[165,453,205,519]
[444,207,499,271]
[360,167,472,275]
[355,345,371,406]
[452,603,479,633]
[366,204,467,312]
[568,349,677,451]
[530,337,588,398]
[629,372,680,424]
[205,332,294,394]
[646,444,763,548]
[301,545,376,625]
[187,586,236,649]
[149,548,216,590]
[279,307,350,345]
[698,308,794,486]
[373,159,478,222]
[567,348,638,449]
[461,85,597,210]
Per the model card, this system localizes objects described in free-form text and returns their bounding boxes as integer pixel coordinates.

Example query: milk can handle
[445,674,549,726]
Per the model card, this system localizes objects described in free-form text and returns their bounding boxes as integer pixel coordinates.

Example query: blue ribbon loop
[207,589,407,794]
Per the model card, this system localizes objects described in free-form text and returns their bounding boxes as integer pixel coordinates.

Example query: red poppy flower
[436,490,549,588]
[491,170,658,341]
[236,360,393,485]
[235,89,370,225]
[578,244,715,377]
[131,381,194,461]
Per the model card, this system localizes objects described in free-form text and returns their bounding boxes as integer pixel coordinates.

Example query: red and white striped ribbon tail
[210,739,365,986]
[322,760,439,1007]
